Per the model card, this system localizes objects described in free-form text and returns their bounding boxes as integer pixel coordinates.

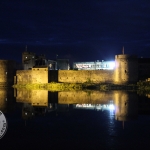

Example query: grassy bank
[13,82,139,91]
[137,81,150,91]
[137,80,150,95]
[13,82,83,91]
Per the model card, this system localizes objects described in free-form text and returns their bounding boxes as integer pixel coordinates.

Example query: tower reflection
[113,91,138,121]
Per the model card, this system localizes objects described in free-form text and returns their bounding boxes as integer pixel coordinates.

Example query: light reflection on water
[1,89,149,121]
[14,89,140,122]
[1,88,150,149]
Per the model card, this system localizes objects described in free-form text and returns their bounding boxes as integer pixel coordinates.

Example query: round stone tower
[0,60,16,86]
[114,54,138,84]
[113,91,138,121]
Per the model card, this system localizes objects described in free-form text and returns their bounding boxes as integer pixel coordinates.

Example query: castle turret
[22,47,36,70]
[114,54,138,84]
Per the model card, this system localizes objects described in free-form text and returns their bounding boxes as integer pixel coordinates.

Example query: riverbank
[13,82,83,91]
[13,82,138,91]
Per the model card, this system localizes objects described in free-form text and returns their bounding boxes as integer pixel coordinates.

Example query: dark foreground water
[1,88,150,150]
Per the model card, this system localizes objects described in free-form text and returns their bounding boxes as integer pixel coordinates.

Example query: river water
[0,88,150,149]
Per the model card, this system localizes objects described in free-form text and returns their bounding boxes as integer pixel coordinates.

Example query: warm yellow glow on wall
[16,69,48,84]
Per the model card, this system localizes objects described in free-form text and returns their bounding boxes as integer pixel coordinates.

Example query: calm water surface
[0,88,150,149]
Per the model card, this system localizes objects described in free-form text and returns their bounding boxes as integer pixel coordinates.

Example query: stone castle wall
[15,69,114,84]
[58,70,114,83]
[16,68,48,84]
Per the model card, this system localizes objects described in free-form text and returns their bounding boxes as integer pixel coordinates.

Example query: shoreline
[13,82,138,91]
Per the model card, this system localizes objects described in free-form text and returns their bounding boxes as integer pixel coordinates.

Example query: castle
[14,54,139,85]
[0,50,150,87]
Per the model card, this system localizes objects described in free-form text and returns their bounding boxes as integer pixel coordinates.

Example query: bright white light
[103,105,106,108]
[109,104,115,110]
[108,62,115,69]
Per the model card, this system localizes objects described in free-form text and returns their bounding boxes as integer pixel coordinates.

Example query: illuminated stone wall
[114,55,138,84]
[16,70,32,84]
[15,69,114,84]
[16,89,48,106]
[58,70,114,83]
[16,68,48,84]
[0,60,16,86]
[31,68,48,84]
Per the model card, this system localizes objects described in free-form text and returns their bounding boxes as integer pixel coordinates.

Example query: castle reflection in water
[0,88,150,122]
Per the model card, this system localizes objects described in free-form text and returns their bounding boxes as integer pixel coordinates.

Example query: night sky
[0,0,150,63]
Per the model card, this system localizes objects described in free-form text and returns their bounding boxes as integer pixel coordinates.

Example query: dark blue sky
[0,0,150,63]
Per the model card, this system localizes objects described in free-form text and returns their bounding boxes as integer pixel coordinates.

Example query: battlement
[115,54,137,59]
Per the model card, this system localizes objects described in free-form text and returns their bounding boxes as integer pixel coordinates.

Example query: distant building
[57,59,70,70]
[22,51,36,70]
[73,60,115,70]
[47,60,57,70]
[22,49,47,70]
[73,57,150,81]
[35,54,47,66]
[22,49,69,70]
